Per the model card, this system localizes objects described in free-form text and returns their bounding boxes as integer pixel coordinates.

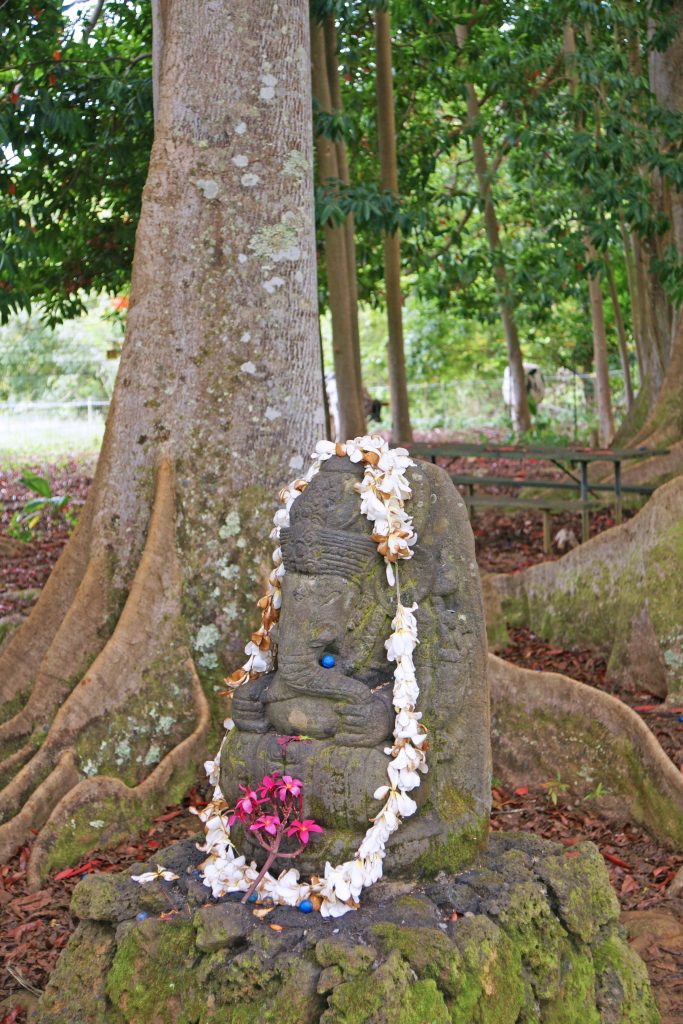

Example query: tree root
[26,659,209,888]
[489,653,683,849]
[487,475,683,700]
[0,459,211,874]
[0,493,100,713]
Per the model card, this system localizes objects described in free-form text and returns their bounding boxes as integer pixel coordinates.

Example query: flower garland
[192,436,427,918]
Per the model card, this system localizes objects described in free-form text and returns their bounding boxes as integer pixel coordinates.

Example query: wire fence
[366,370,634,441]
[0,369,634,458]
[0,399,110,458]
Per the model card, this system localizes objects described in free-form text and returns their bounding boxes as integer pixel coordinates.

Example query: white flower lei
[193,436,427,917]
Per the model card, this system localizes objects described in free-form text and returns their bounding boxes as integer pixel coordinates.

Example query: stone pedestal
[33,834,659,1024]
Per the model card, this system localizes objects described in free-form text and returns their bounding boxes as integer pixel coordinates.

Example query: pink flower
[287,819,324,845]
[277,775,303,802]
[257,772,281,798]
[250,814,281,837]
[237,786,261,814]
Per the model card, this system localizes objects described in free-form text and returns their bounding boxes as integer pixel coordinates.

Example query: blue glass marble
[135,911,149,921]
[320,654,336,669]
[247,894,258,903]
[299,899,314,913]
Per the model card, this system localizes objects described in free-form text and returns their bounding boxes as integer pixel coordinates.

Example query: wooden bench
[408,442,668,548]
[449,473,655,496]
[457,492,602,552]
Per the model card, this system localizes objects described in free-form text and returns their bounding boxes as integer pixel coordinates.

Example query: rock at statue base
[33,833,660,1024]
[228,456,491,875]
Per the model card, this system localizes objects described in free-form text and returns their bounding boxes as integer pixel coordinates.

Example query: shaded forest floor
[1,459,681,1022]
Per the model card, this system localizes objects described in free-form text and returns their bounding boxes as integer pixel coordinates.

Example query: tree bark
[311,18,367,440]
[585,240,615,445]
[564,23,614,444]
[604,250,634,410]
[455,23,531,436]
[375,7,413,444]
[618,215,645,382]
[323,15,364,413]
[616,7,683,445]
[0,0,324,880]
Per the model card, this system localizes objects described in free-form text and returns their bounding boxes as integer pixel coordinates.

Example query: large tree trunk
[615,8,683,448]
[0,0,324,883]
[311,18,367,440]
[455,23,531,436]
[375,7,413,445]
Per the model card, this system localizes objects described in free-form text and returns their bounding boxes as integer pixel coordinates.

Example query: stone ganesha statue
[223,455,491,875]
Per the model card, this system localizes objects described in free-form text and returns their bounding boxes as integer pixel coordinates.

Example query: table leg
[580,462,589,543]
[614,460,623,525]
[542,510,552,555]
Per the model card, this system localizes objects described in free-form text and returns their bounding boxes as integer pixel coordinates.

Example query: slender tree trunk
[585,240,615,445]
[311,19,366,440]
[324,15,364,412]
[375,7,413,444]
[564,23,614,443]
[604,250,634,409]
[0,0,325,882]
[619,215,645,382]
[455,23,531,435]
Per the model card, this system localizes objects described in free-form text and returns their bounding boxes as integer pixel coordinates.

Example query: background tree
[0,0,324,883]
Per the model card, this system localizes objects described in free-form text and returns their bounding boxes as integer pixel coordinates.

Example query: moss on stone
[593,928,661,1024]
[320,949,450,1024]
[107,917,204,1023]
[414,813,488,877]
[536,843,620,943]
[315,938,378,977]
[450,914,525,1024]
[497,880,568,1002]
[370,924,460,996]
[37,920,121,1024]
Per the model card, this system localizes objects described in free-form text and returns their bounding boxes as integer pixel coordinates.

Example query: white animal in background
[325,371,341,441]
[324,372,385,441]
[554,527,579,552]
[502,363,545,409]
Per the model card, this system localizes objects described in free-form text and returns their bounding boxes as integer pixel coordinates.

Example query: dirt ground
[0,458,681,1023]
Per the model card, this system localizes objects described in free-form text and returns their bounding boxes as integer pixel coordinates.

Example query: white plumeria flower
[203,756,221,787]
[131,864,179,884]
[259,868,310,907]
[313,439,338,460]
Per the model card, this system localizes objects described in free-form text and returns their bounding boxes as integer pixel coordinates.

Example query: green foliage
[0,0,152,324]
[7,470,75,541]
[3,0,683,402]
[0,295,122,401]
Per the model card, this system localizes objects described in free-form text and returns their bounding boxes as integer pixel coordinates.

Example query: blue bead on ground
[248,894,258,903]
[299,899,314,913]
[320,654,336,669]
[136,911,149,921]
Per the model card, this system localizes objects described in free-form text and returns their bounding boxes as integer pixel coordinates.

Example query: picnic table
[408,442,669,549]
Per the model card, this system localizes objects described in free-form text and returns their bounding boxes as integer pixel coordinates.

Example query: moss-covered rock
[37,921,119,1024]
[32,834,659,1024]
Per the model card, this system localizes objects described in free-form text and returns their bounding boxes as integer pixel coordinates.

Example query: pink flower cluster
[225,771,323,903]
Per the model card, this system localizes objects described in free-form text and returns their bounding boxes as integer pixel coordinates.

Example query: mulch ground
[0,462,92,619]
[1,458,681,1022]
